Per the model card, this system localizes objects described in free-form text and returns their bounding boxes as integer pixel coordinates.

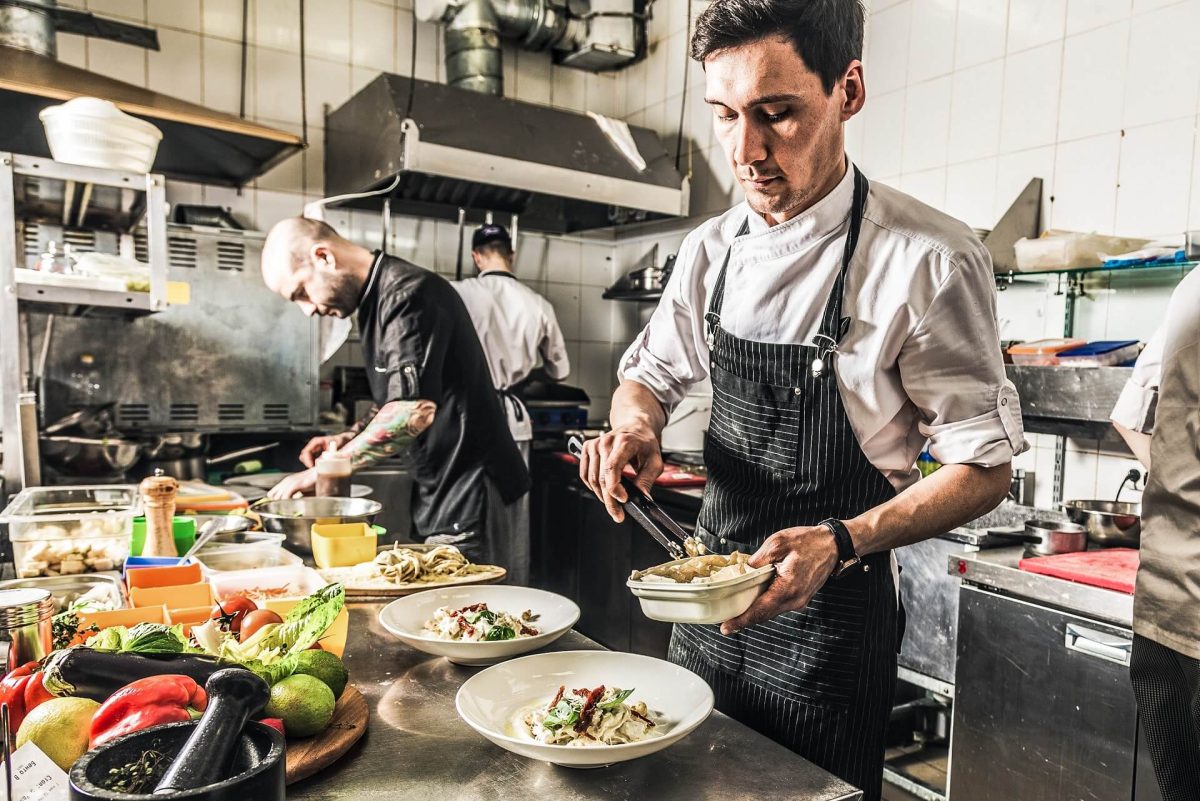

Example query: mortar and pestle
[70,670,284,801]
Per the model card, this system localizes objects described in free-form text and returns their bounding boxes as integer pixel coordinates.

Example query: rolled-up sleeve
[898,248,1028,467]
[1111,325,1163,433]
[617,230,710,412]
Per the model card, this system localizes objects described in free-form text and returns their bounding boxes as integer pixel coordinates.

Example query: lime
[16,697,101,771]
[294,650,348,699]
[265,674,335,738]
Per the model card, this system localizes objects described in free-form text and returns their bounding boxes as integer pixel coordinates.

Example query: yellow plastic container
[264,598,349,657]
[310,522,377,570]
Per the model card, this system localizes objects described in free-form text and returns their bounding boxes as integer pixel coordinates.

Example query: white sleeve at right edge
[1111,324,1165,433]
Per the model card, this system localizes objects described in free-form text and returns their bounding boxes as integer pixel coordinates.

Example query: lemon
[265,674,335,738]
[294,650,348,699]
[16,697,101,771]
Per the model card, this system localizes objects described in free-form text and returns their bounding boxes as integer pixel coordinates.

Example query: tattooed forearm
[341,399,438,468]
[347,404,380,436]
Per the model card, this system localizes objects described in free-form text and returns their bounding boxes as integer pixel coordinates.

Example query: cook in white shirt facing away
[576,1,1027,798]
[453,224,571,452]
[454,224,570,586]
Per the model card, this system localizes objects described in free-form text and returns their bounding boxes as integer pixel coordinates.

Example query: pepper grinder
[140,471,179,557]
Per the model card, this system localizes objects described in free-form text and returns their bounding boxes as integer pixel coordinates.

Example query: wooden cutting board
[316,565,508,598]
[1019,548,1140,594]
[285,685,369,784]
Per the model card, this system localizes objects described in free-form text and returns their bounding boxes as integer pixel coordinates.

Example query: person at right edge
[1112,268,1200,801]
[576,1,1026,799]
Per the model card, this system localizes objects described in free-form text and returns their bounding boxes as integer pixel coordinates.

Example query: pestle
[153,669,270,794]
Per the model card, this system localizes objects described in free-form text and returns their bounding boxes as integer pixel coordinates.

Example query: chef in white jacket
[453,224,570,585]
[575,1,1026,798]
[454,224,571,457]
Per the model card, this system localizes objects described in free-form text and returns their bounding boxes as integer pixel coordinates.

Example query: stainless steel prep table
[948,545,1133,627]
[946,546,1158,801]
[288,603,863,801]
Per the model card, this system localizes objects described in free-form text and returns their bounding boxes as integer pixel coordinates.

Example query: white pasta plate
[378,585,580,665]
[456,650,714,768]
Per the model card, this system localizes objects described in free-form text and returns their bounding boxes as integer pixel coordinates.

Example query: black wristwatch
[819,518,861,578]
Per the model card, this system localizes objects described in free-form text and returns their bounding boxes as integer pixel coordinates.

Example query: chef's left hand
[720,526,839,636]
[266,468,318,500]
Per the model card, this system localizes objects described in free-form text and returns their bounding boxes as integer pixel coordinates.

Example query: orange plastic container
[1007,338,1086,366]
[126,563,203,590]
[130,582,211,610]
[71,605,168,645]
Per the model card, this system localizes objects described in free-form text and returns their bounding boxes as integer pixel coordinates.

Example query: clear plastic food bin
[0,486,139,578]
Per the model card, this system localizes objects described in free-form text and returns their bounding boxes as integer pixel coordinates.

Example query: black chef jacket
[357,252,530,537]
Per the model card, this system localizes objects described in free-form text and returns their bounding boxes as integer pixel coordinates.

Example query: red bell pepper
[89,675,208,749]
[259,717,285,737]
[0,662,55,735]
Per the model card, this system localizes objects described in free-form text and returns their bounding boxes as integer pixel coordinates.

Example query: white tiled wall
[617,0,1198,500]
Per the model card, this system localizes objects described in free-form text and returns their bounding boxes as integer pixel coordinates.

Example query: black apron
[669,167,900,801]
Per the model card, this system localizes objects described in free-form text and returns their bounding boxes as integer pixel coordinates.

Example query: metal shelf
[15,282,155,317]
[995,259,1198,284]
[602,287,663,302]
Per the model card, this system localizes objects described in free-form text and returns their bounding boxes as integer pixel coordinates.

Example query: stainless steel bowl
[251,497,382,553]
[1062,500,1141,547]
[1023,519,1088,557]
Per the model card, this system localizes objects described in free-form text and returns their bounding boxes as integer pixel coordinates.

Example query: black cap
[471,224,512,252]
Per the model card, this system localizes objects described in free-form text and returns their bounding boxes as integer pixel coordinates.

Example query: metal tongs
[567,436,696,560]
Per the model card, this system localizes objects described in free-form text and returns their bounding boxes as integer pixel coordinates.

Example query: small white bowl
[627,560,775,625]
[378,585,579,666]
[455,650,714,768]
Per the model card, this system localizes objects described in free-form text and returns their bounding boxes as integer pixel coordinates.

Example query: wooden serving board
[316,565,508,598]
[285,684,369,784]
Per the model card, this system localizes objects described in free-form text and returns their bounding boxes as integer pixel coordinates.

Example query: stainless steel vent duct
[419,0,639,95]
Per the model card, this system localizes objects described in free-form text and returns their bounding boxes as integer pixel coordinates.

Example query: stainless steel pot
[251,497,382,553]
[1062,500,1141,547]
[1023,519,1088,557]
[40,435,141,476]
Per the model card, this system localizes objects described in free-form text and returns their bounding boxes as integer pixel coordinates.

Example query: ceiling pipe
[445,0,504,95]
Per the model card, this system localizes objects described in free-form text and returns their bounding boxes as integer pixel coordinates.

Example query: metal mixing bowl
[251,497,382,553]
[1062,500,1141,547]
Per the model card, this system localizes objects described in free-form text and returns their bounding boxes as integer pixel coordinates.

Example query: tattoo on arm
[341,400,438,468]
[347,404,381,436]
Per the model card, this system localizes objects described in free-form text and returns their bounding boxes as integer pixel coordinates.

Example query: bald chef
[577,0,1026,799]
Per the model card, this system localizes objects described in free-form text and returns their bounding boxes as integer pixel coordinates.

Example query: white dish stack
[39,97,163,173]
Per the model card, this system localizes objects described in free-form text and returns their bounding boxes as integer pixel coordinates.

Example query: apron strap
[704,218,750,347]
[814,166,869,352]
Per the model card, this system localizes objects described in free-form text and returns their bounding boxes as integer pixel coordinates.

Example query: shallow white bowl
[378,585,579,666]
[627,561,775,625]
[456,650,714,768]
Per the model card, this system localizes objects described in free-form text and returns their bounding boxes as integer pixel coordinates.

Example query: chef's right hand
[298,432,354,468]
[579,427,663,523]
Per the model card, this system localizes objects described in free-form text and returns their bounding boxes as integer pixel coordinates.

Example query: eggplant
[155,668,271,793]
[41,648,248,701]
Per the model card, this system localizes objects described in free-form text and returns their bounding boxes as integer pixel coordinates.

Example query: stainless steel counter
[948,546,1133,628]
[288,603,862,801]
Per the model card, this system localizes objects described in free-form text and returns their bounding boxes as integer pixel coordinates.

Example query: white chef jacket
[453,271,571,442]
[620,161,1027,490]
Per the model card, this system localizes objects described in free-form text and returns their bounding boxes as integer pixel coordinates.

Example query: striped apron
[669,167,900,801]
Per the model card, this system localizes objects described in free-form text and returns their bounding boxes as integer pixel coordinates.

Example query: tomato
[210,597,258,634]
[238,609,284,642]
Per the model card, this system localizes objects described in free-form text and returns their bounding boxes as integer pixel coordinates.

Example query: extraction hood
[324,74,689,233]
[0,45,303,186]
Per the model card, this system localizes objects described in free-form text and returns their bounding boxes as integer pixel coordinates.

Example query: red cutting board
[1019,548,1140,594]
[554,452,706,487]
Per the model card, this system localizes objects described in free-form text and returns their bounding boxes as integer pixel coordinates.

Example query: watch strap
[819,518,861,577]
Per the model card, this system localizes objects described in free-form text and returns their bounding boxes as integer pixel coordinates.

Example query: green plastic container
[130,516,197,557]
